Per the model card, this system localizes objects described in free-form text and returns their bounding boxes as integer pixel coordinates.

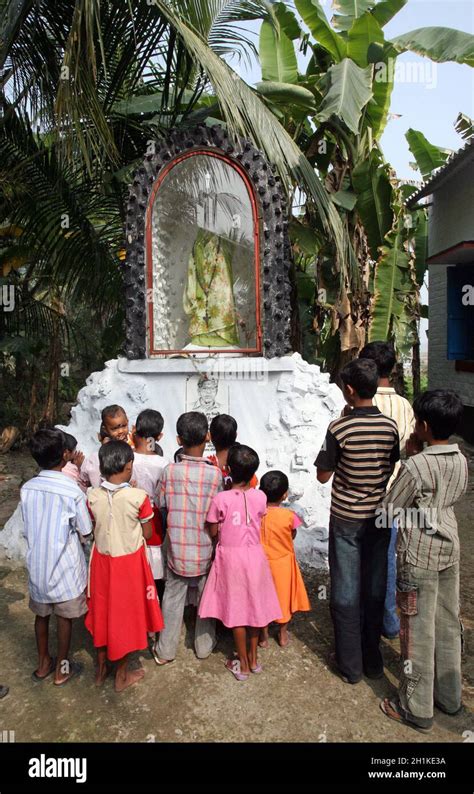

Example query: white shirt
[21,470,92,602]
[131,453,168,504]
[373,386,415,488]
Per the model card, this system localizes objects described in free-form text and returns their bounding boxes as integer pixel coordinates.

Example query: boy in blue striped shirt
[21,429,92,686]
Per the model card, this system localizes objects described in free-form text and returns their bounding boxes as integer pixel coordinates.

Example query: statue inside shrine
[149,151,258,354]
[183,229,239,348]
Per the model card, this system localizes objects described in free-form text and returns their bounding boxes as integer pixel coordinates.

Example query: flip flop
[53,660,83,687]
[380,698,433,734]
[225,659,249,681]
[31,657,57,683]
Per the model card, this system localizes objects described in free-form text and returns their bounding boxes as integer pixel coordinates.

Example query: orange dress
[260,506,310,624]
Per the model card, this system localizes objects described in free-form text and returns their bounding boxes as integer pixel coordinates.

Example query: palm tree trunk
[412,342,421,399]
[392,362,406,397]
[41,323,61,426]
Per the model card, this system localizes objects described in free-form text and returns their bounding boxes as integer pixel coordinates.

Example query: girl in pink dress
[198,445,282,680]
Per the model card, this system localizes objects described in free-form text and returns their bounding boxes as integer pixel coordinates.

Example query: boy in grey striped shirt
[380,390,468,732]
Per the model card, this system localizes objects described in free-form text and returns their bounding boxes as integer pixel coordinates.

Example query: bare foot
[258,627,269,648]
[95,664,111,687]
[278,627,289,647]
[114,667,145,693]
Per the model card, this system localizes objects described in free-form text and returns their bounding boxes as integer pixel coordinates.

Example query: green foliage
[295,0,347,61]
[391,26,474,66]
[316,58,373,134]
[352,149,393,258]
[455,111,474,141]
[259,18,298,82]
[347,12,385,67]
[405,128,451,179]
[369,227,411,342]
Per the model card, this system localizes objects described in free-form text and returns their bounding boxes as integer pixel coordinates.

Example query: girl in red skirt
[86,440,164,692]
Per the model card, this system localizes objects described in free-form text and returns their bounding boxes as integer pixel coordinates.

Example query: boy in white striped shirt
[21,429,92,686]
[359,342,415,638]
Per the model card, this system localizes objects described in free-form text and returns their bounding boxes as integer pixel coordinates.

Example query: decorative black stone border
[123,124,293,359]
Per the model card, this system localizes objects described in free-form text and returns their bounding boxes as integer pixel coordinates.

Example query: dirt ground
[0,445,473,744]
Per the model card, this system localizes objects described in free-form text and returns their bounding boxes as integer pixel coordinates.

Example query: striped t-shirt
[21,470,92,602]
[382,444,468,571]
[315,407,400,521]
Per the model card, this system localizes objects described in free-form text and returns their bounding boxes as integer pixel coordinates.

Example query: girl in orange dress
[259,471,311,647]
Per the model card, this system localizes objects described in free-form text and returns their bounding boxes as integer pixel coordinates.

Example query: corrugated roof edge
[406,137,474,208]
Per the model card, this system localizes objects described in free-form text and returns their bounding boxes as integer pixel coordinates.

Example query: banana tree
[254,0,474,381]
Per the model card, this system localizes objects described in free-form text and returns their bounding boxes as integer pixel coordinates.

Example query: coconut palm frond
[0,104,122,311]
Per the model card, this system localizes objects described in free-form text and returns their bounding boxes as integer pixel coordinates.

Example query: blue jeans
[383,523,400,637]
[329,515,391,683]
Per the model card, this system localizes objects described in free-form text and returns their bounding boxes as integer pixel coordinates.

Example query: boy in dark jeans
[315,359,400,684]
[380,390,468,732]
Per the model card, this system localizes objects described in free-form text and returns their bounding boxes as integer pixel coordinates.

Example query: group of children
[21,403,310,691]
[20,341,468,733]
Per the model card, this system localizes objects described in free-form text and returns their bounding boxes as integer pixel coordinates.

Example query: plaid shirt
[382,444,468,571]
[158,454,221,577]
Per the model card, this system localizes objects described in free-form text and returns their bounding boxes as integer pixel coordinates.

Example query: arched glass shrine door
[146,149,262,355]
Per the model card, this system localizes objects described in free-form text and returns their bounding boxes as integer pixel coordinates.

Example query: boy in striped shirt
[359,342,415,639]
[380,390,467,732]
[315,359,400,684]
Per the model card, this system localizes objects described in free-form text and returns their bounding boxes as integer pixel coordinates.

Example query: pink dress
[198,488,282,628]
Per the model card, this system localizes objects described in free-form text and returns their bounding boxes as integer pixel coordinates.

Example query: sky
[234,0,474,179]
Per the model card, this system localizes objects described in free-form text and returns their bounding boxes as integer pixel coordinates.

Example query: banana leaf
[295,0,347,62]
[331,0,375,32]
[405,128,451,179]
[260,18,298,83]
[369,228,412,341]
[371,0,407,28]
[455,111,474,141]
[347,11,385,67]
[391,27,474,67]
[316,58,373,134]
[256,81,317,111]
[352,149,393,258]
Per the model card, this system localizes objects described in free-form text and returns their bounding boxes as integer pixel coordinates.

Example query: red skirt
[85,545,164,661]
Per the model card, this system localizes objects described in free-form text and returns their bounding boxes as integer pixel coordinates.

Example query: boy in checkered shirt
[155,412,221,664]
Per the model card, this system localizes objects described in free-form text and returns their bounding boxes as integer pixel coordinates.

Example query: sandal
[225,659,249,681]
[380,698,433,733]
[53,660,83,687]
[149,641,164,666]
[31,657,57,683]
[250,664,263,674]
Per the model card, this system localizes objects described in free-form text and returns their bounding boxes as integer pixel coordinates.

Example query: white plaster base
[0,353,344,568]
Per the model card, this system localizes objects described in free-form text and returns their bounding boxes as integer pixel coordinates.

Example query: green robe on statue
[183,229,239,347]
